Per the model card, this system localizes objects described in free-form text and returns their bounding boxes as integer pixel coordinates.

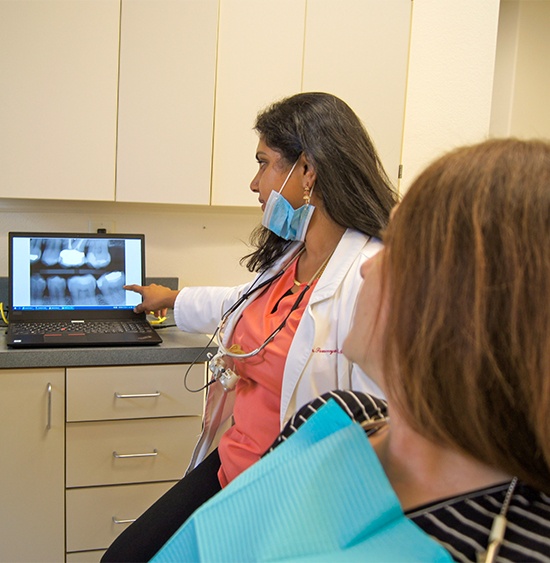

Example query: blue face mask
[261,159,315,242]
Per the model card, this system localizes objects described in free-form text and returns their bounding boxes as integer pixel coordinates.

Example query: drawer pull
[113,449,158,459]
[114,391,161,399]
[46,383,52,430]
[112,516,137,525]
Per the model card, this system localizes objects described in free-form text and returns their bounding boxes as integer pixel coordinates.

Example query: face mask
[261,160,315,242]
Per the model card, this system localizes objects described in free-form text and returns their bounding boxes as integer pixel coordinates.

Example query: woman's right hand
[123,283,180,316]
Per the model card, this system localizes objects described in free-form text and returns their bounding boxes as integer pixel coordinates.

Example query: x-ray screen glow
[10,235,144,311]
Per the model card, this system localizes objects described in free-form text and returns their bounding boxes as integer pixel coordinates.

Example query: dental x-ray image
[29,237,126,306]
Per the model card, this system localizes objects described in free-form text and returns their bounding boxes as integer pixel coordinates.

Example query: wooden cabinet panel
[1,362,206,560]
[0,0,119,201]
[66,416,202,487]
[303,0,411,187]
[66,551,105,563]
[66,481,174,552]
[64,362,205,558]
[116,0,218,204]
[0,369,65,562]
[211,0,411,206]
[211,0,305,207]
[66,364,205,421]
[0,0,410,205]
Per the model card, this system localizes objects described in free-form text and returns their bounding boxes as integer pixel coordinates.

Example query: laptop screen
[9,232,145,312]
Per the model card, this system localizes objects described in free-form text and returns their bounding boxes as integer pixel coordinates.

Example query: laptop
[6,232,163,348]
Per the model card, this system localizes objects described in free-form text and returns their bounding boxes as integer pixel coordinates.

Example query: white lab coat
[173,228,384,471]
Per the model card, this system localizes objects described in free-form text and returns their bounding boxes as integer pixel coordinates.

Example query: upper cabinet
[0,0,217,205]
[116,0,218,205]
[210,0,306,207]
[0,0,120,201]
[302,0,411,191]
[0,0,410,205]
[211,0,411,207]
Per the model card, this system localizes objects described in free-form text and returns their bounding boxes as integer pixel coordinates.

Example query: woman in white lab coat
[103,92,397,562]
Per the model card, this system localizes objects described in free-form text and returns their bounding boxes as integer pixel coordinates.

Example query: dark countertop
[0,324,216,369]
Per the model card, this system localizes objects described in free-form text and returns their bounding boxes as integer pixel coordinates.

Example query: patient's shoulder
[266,390,387,454]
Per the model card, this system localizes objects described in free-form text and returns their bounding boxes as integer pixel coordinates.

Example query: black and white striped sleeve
[265,390,388,455]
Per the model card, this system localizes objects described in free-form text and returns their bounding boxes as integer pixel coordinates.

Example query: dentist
[104,92,397,562]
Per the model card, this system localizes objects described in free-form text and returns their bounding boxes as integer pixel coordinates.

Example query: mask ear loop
[278,159,300,195]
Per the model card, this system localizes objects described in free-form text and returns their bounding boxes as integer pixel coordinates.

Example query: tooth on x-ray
[42,239,62,266]
[30,239,43,263]
[68,274,98,305]
[87,239,112,268]
[97,271,125,304]
[59,239,87,267]
[47,276,67,301]
[31,273,47,301]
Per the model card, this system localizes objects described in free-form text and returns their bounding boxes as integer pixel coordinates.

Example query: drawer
[66,550,105,563]
[66,481,175,553]
[66,416,202,487]
[66,364,205,421]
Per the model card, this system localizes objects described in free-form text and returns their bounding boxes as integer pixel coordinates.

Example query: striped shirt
[267,390,550,562]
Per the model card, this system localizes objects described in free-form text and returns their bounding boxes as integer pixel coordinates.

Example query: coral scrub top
[217,259,316,487]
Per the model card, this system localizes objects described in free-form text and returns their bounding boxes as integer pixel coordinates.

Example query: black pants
[101,449,222,562]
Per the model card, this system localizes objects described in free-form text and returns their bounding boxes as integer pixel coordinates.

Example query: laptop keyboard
[11,320,154,335]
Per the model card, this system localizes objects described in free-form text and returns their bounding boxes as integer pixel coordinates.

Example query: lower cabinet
[65,364,205,560]
[0,363,205,563]
[0,369,65,562]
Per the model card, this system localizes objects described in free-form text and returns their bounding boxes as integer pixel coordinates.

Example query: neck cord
[359,415,518,563]
[361,416,390,436]
[478,476,518,563]
[302,250,334,286]
[293,250,332,287]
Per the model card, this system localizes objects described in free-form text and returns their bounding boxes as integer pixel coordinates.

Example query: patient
[152,139,550,562]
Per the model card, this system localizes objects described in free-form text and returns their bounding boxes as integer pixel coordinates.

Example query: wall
[490,0,550,138]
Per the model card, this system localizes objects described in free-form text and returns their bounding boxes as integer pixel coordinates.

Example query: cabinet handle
[112,449,158,459]
[46,383,52,430]
[114,391,161,399]
[112,516,137,525]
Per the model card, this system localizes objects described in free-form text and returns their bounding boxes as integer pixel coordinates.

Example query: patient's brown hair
[383,138,550,493]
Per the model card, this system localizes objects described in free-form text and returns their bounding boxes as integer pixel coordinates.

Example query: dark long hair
[243,92,397,272]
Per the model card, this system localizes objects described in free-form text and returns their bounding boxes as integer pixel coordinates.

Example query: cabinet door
[303,0,411,188]
[116,0,218,204]
[211,0,305,207]
[0,0,119,201]
[0,369,64,562]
